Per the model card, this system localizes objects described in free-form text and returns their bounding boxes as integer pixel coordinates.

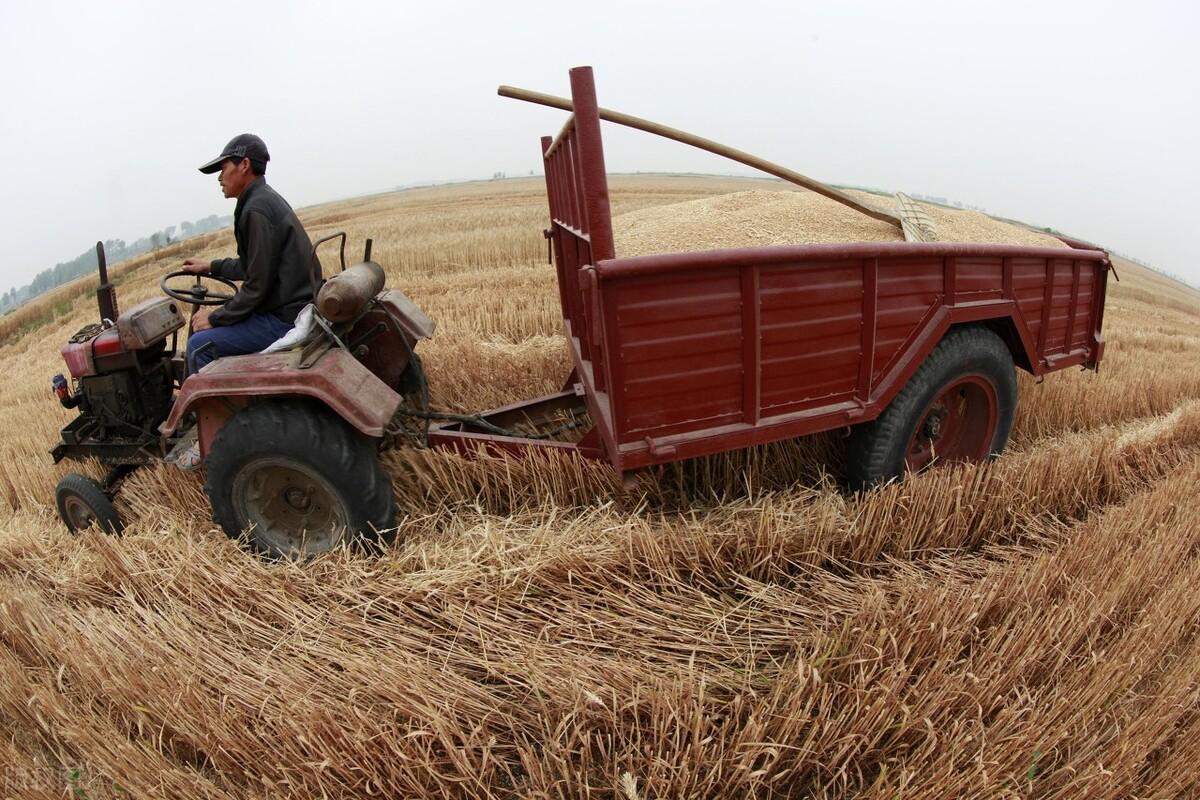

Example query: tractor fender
[160,348,402,444]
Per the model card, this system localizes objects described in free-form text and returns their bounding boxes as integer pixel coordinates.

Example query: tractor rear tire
[204,400,396,559]
[846,326,1016,491]
[55,473,122,534]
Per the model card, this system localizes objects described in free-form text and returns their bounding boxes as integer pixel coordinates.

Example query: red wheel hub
[905,375,998,472]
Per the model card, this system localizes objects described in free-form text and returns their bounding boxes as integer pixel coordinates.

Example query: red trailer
[432,66,1111,488]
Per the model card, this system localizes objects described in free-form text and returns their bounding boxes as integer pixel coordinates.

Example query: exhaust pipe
[95,241,118,323]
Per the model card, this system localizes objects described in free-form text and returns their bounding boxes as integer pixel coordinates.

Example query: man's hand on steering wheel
[182,258,210,275]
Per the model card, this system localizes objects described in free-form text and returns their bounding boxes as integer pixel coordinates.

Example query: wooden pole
[498,84,902,229]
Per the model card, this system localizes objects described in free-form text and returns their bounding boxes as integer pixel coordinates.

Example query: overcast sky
[1,0,1197,291]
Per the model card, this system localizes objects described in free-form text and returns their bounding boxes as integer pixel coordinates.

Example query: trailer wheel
[55,473,122,534]
[847,326,1016,490]
[204,400,396,559]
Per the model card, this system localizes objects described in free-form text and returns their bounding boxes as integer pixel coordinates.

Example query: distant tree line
[1,213,232,314]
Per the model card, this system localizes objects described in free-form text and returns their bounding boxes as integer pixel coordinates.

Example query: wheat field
[1,175,1199,798]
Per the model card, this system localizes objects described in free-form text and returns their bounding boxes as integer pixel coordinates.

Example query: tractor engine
[55,298,184,439]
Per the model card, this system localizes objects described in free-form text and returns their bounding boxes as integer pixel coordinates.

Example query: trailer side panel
[581,244,1108,471]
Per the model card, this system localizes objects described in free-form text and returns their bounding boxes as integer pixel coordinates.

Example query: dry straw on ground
[0,176,1198,798]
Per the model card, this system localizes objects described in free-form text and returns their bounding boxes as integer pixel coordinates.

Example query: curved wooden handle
[498,84,902,228]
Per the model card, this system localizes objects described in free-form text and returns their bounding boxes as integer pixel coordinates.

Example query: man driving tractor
[175,133,321,469]
[181,133,320,374]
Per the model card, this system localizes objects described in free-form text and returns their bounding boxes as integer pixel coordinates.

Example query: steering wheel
[160,270,239,307]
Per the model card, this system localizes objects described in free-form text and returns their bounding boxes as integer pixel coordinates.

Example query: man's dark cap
[198,133,270,174]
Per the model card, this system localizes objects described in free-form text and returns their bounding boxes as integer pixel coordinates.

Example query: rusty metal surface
[341,290,434,392]
[437,389,587,432]
[51,411,165,465]
[428,428,592,460]
[427,391,602,461]
[160,348,402,438]
[347,310,409,392]
[195,397,241,460]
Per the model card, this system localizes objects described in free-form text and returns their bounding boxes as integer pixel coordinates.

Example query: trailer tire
[847,326,1016,490]
[204,400,396,559]
[56,473,122,535]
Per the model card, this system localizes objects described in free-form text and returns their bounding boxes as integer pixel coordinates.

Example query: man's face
[217,158,252,199]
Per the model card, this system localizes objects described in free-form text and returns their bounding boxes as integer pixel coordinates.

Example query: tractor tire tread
[204,400,396,556]
[55,473,122,534]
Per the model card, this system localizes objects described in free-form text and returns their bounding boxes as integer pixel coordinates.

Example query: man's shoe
[174,442,203,472]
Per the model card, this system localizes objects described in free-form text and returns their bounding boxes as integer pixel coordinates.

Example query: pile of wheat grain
[613,188,1068,257]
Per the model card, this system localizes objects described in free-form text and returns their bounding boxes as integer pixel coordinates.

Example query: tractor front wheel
[204,400,396,559]
[847,326,1017,490]
[55,473,122,534]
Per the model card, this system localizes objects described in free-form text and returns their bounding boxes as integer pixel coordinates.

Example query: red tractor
[52,236,435,558]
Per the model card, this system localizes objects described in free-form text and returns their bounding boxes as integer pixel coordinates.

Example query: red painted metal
[568,67,615,264]
[572,243,1106,472]
[92,329,124,358]
[857,259,878,403]
[344,289,433,392]
[61,329,127,378]
[740,266,761,425]
[196,397,243,459]
[61,339,98,379]
[160,348,402,439]
[483,66,1109,477]
[539,66,624,467]
[905,375,998,470]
